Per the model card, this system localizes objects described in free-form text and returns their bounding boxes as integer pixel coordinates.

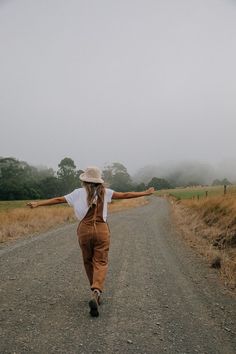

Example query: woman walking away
[27,166,155,317]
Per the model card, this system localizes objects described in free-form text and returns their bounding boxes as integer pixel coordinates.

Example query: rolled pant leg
[91,223,110,292]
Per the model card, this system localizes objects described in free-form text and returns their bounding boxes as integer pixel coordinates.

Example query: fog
[133,160,236,186]
[0,0,236,179]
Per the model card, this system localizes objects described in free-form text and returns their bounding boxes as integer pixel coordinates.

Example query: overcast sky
[0,0,236,174]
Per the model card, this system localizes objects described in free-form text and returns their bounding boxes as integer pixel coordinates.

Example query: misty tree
[102,162,133,191]
[102,165,113,185]
[32,166,55,181]
[76,169,84,183]
[147,177,173,190]
[222,178,231,185]
[57,157,81,194]
[212,178,231,186]
[0,158,41,200]
[134,182,147,191]
[134,162,218,188]
[38,176,61,198]
[0,156,84,200]
[0,157,26,180]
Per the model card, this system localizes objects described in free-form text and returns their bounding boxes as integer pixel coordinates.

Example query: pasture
[156,184,236,200]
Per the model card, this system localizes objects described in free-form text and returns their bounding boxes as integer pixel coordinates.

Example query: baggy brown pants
[77,199,110,292]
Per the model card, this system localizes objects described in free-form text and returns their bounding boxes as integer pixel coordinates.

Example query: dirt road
[1,197,236,354]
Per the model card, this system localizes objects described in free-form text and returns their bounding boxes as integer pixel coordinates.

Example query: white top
[64,187,114,222]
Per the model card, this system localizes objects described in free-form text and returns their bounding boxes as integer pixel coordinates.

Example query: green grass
[156,185,236,200]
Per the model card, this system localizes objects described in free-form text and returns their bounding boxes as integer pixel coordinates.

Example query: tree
[147,177,173,190]
[212,179,221,186]
[212,178,231,186]
[134,182,147,192]
[0,157,25,180]
[57,157,80,194]
[57,157,76,176]
[102,165,113,185]
[102,162,132,191]
[0,156,83,200]
[222,178,231,186]
[38,176,61,198]
[0,158,36,200]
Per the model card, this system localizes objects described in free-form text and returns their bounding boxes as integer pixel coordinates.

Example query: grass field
[166,185,236,288]
[0,200,29,211]
[0,197,148,243]
[156,185,236,200]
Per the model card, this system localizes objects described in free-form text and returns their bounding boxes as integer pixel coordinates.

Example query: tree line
[0,157,172,200]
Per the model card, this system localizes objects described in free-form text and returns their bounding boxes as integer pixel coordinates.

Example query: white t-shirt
[64,187,114,222]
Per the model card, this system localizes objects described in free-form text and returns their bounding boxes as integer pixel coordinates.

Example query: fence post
[205,191,208,198]
[224,185,227,195]
[197,195,200,201]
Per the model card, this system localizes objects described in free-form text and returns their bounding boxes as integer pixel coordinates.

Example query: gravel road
[1,197,236,354]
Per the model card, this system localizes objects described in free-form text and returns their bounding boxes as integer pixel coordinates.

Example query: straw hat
[79,166,104,184]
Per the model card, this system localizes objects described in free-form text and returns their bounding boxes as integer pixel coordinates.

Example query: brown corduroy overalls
[77,197,110,292]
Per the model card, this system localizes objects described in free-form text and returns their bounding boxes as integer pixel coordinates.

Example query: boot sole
[89,299,99,317]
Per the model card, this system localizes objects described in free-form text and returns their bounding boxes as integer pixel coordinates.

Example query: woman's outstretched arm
[112,187,155,200]
[27,196,67,208]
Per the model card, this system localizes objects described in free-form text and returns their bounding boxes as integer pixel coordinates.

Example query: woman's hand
[146,187,155,195]
[26,201,38,208]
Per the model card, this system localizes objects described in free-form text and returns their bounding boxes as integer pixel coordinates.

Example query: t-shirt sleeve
[105,188,114,203]
[64,189,79,207]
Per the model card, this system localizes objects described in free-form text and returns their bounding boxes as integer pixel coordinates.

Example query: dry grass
[109,196,148,213]
[0,205,75,243]
[184,196,236,248]
[172,195,236,289]
[0,197,148,244]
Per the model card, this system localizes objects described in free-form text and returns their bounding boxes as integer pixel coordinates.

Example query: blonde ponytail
[82,182,105,207]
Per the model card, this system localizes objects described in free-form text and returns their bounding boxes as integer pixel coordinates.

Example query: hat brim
[79,173,104,184]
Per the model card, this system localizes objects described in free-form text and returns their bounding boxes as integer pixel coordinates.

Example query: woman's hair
[82,182,105,207]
